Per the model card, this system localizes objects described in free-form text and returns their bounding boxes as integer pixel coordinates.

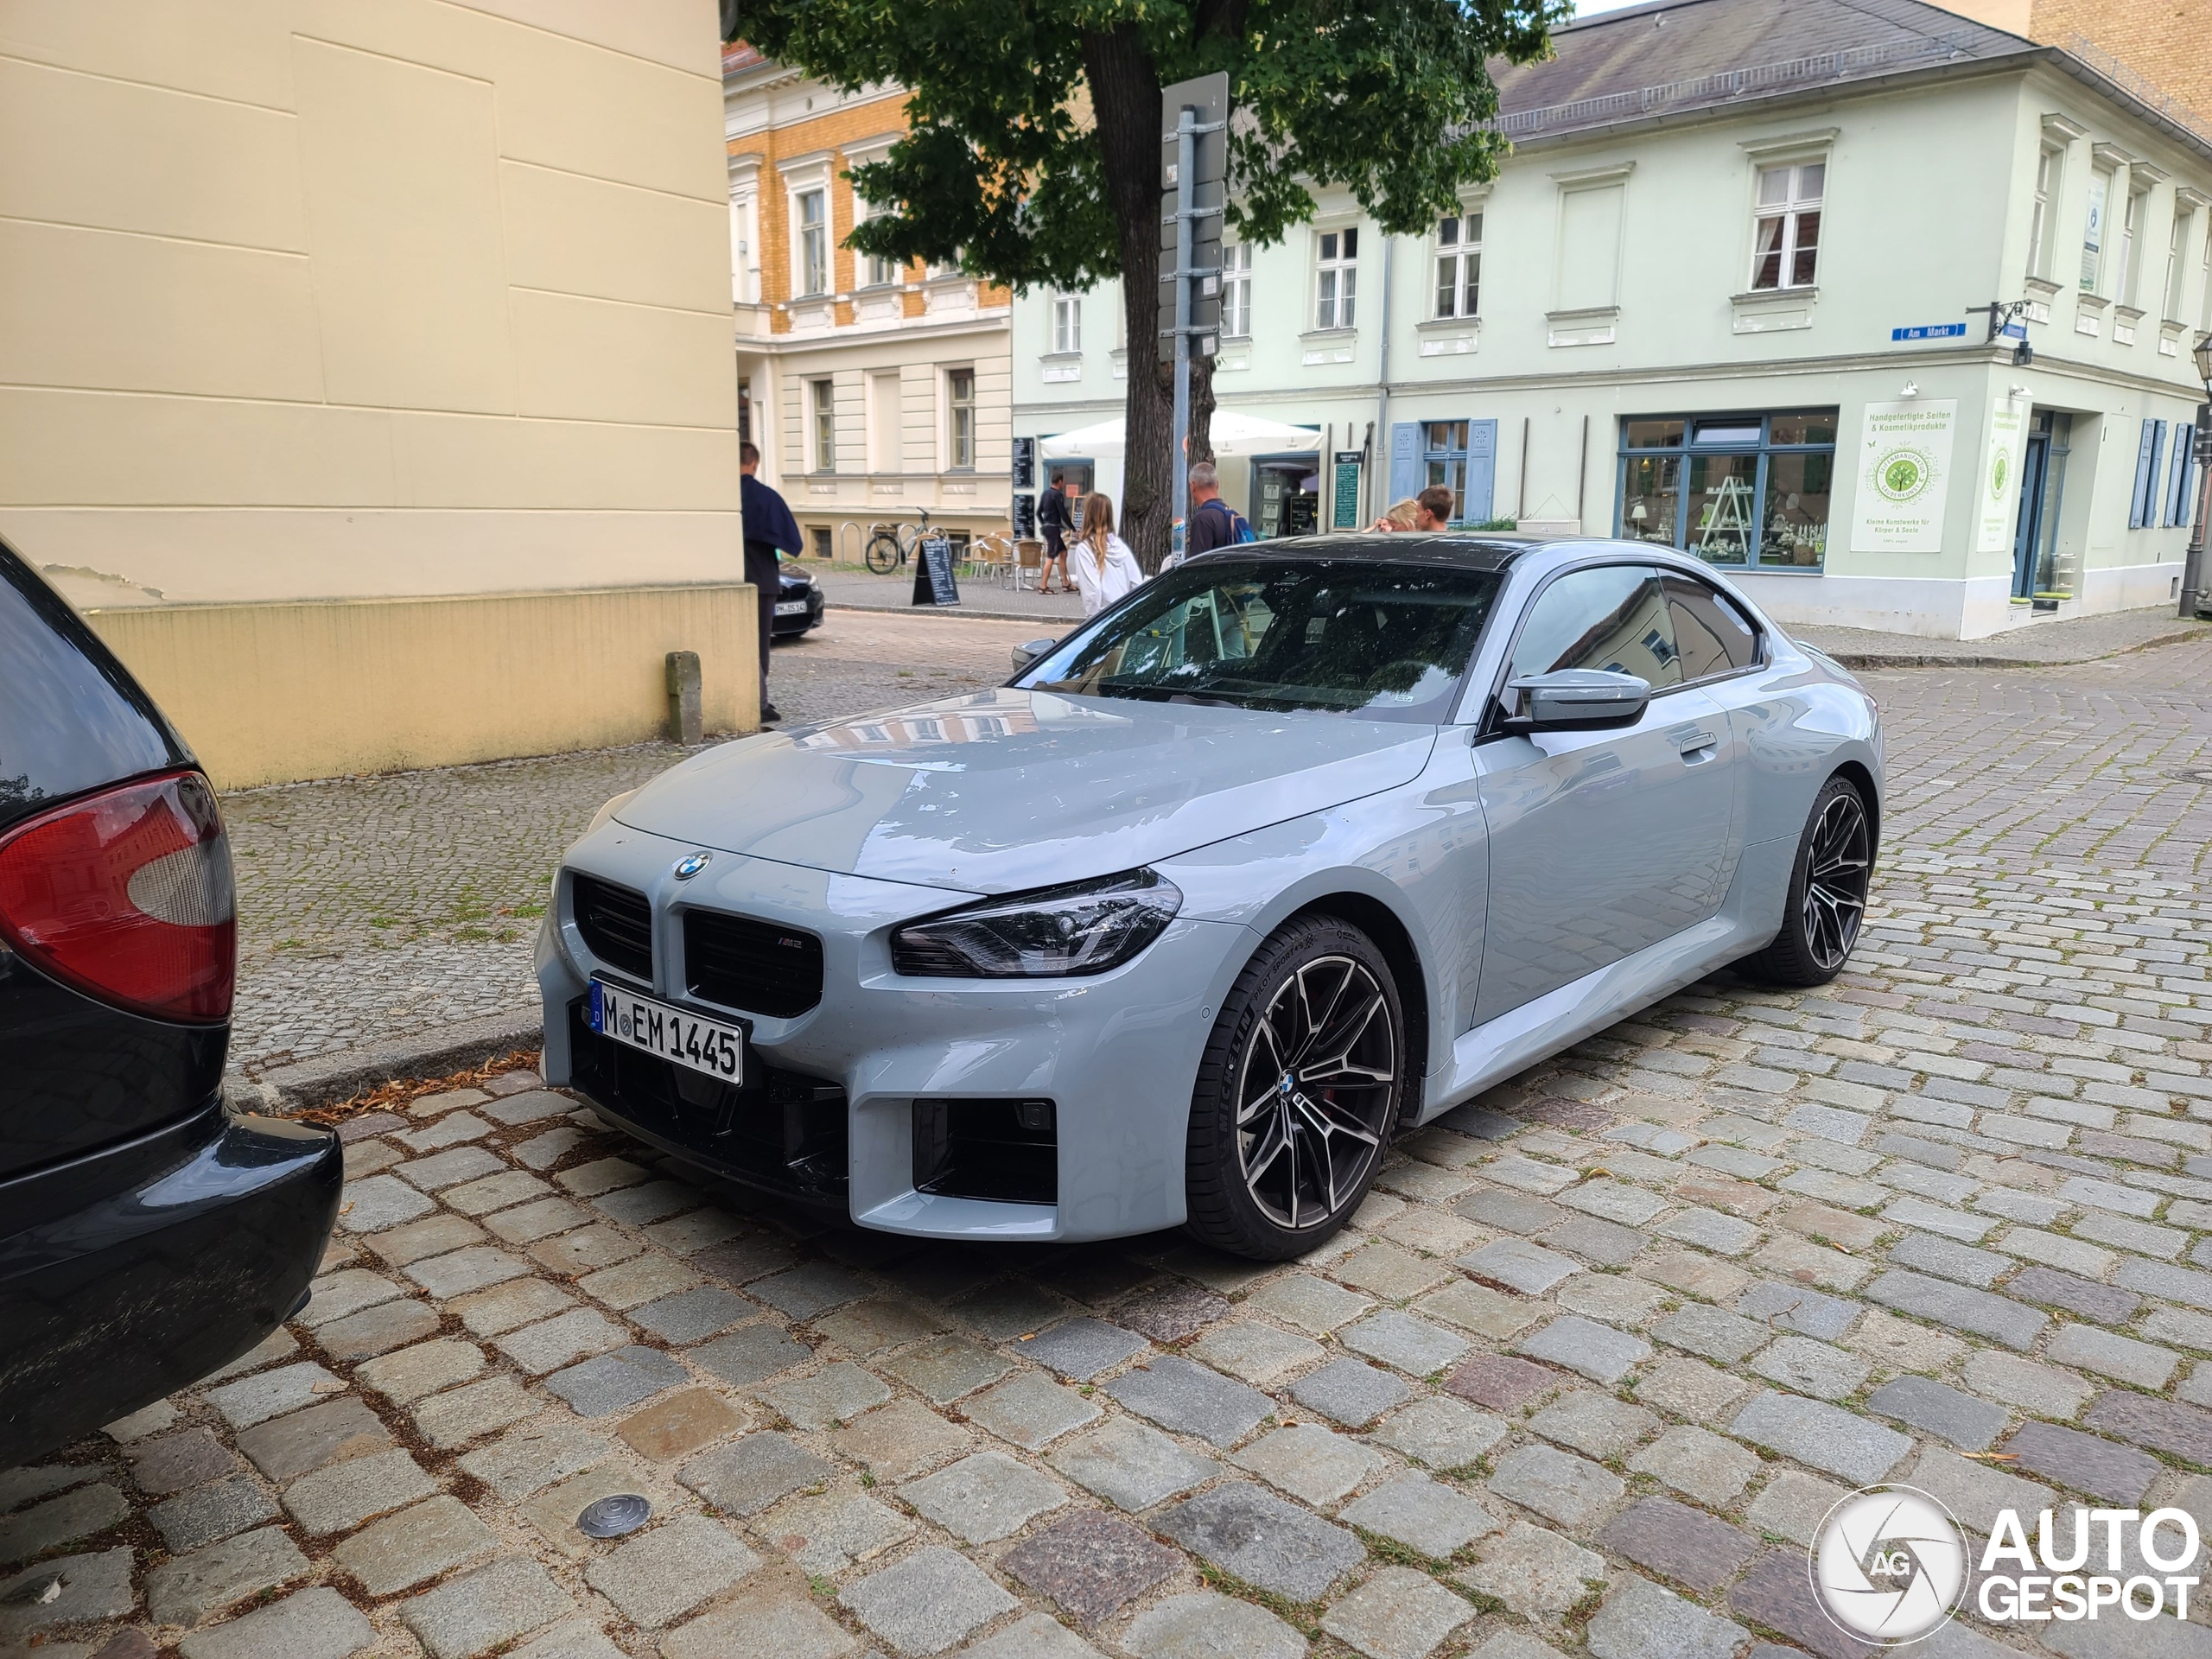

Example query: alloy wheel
[1802,791,1871,970]
[1234,955,1396,1230]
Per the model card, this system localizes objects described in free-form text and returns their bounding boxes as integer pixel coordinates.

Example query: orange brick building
[1946,0,2212,132]
[724,44,1012,559]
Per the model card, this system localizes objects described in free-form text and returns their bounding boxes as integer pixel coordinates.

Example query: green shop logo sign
[1990,450,2009,500]
[1871,445,1936,505]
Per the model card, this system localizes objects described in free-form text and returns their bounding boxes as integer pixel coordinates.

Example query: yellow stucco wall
[0,0,752,776]
[85,586,759,790]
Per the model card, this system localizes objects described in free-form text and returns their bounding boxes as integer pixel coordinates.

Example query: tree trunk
[1082,27,1170,572]
[1189,353,1216,470]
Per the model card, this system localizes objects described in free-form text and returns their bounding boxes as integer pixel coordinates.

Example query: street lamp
[2180,335,2212,619]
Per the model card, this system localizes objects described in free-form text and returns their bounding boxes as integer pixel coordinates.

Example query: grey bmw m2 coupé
[538,536,1879,1259]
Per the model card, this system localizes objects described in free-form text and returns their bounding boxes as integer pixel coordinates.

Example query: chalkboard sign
[1014,492,1037,538]
[1332,452,1363,530]
[912,536,961,607]
[1013,436,1036,491]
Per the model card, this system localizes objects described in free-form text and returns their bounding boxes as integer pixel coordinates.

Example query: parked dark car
[773,554,826,638]
[0,540,340,1467]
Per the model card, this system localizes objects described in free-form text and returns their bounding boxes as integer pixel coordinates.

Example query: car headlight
[588,790,639,835]
[892,869,1182,977]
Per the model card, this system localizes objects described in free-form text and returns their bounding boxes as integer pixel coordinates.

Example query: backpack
[1199,497,1256,547]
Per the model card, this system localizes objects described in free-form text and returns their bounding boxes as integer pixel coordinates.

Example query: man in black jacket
[1186,461,1238,556]
[741,442,802,723]
[1036,471,1073,594]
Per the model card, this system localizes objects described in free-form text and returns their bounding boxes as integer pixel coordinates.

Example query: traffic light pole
[1169,108,1195,550]
[2185,404,2212,619]
[1158,73,1224,562]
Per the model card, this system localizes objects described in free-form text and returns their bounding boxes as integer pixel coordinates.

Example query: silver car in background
[537,536,1880,1259]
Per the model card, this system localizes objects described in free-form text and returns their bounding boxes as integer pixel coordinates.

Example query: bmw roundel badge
[673,852,711,880]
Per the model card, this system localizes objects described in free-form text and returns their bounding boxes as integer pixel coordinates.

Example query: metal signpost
[1160,73,1227,550]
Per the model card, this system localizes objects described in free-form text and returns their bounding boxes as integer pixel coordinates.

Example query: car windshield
[1015,556,1505,721]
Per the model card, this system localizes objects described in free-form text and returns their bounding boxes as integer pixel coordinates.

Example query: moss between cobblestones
[1193,1561,1325,1637]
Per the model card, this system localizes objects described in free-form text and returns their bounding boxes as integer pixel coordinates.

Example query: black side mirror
[1011,637,1058,675]
[1503,669,1651,732]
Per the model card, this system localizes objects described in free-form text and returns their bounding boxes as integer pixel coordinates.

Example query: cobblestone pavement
[224,609,1043,1073]
[814,564,1090,626]
[1797,608,2212,667]
[39,632,2209,1656]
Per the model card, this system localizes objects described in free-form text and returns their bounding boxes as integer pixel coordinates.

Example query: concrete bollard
[666,650,702,746]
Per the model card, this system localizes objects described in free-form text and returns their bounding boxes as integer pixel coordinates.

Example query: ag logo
[1871,446,1936,505]
[1810,1485,1967,1643]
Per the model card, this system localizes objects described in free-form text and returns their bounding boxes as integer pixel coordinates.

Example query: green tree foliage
[728,0,1565,563]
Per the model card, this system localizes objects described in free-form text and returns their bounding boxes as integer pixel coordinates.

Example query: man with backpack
[1185,461,1253,555]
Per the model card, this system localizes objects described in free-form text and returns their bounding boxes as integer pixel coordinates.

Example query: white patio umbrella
[1038,410,1322,458]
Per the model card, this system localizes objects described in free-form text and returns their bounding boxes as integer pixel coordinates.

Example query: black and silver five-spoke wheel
[1186,917,1407,1259]
[1743,774,1873,988]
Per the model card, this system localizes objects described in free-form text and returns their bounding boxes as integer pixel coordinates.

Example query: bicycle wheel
[864,530,902,575]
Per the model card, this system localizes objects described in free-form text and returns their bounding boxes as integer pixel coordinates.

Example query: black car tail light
[572,873,653,980]
[0,769,236,1023]
[685,910,823,1018]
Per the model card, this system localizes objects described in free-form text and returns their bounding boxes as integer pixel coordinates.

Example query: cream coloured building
[724,47,1011,561]
[0,1,753,786]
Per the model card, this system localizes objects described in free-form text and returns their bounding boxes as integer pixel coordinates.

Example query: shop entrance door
[2010,412,2071,609]
[1252,455,1319,537]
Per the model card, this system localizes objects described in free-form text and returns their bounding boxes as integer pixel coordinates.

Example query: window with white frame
[1434,210,1482,319]
[1315,227,1357,329]
[2167,208,2195,321]
[852,195,897,288]
[1052,295,1081,353]
[730,193,760,303]
[797,188,828,296]
[811,378,836,472]
[1222,244,1251,338]
[2027,146,2062,283]
[1750,161,1823,289]
[2115,185,2146,305]
[2082,168,2112,290]
[946,368,976,469]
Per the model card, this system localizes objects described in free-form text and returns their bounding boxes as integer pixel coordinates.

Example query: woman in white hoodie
[1070,493,1144,617]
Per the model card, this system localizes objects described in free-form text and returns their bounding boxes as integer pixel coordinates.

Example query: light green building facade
[1012,0,2212,639]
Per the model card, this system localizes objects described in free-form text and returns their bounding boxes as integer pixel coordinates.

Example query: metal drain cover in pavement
[2170,768,2212,784]
[576,1495,652,1538]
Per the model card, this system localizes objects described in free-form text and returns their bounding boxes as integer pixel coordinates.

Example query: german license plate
[588,979,746,1085]
[774,600,809,616]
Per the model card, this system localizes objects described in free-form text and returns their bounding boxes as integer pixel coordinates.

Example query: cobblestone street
[223,609,1044,1071]
[13,625,2212,1659]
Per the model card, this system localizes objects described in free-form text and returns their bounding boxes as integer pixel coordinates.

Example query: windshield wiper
[1165,691,1243,707]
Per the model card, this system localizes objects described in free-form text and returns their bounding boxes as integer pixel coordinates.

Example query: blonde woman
[1371,498,1421,532]
[1070,493,1143,618]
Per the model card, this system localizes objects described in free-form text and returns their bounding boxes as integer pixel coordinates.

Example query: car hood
[615,689,1437,893]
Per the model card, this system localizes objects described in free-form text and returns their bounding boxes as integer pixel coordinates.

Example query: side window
[1509,565,1683,691]
[1662,574,1761,681]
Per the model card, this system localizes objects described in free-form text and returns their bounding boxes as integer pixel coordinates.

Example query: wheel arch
[1278,890,1432,1134]
[1827,758,1882,858]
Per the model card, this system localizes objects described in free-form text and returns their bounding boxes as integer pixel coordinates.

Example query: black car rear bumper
[0,1103,340,1465]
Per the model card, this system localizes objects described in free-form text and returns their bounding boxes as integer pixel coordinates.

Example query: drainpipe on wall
[1370,232,1395,525]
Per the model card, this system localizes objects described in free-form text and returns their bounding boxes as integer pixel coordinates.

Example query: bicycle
[863,507,937,575]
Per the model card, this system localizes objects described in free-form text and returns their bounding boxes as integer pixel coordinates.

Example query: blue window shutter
[1389,423,1422,503]
[2168,429,2194,528]
[2149,422,2169,527]
[2131,419,2158,529]
[1464,419,1497,523]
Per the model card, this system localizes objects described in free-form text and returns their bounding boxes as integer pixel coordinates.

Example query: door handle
[1673,728,1719,764]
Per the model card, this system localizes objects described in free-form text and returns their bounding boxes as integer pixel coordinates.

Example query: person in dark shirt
[1186,461,1236,556]
[741,442,803,723]
[1036,472,1074,593]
